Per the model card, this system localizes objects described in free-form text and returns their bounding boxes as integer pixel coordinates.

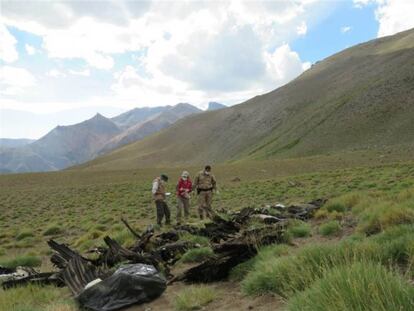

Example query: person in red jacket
[176,171,192,224]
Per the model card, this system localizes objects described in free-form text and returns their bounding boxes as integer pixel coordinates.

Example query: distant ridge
[0,103,202,173]
[0,113,121,172]
[111,106,168,129]
[98,103,201,155]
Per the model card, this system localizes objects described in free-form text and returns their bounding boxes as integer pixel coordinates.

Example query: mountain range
[0,102,226,173]
[78,28,414,171]
[0,106,127,139]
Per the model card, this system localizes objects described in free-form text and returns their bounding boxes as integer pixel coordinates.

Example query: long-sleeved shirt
[152,180,159,195]
[194,171,216,191]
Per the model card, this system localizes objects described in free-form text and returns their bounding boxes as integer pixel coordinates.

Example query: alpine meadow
[1,1,414,311]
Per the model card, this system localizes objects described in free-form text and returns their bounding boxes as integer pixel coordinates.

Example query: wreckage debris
[1,266,64,290]
[0,198,325,310]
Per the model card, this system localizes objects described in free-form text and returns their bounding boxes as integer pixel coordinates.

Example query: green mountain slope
[79,29,414,170]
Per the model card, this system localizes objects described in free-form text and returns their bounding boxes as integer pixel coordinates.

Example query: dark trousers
[155,200,170,225]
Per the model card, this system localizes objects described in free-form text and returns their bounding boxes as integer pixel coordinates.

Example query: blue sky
[292,1,378,63]
[1,0,414,138]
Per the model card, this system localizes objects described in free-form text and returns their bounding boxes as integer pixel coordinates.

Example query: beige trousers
[198,190,213,218]
[177,196,190,222]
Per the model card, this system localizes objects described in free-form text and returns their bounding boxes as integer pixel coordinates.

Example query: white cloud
[341,26,352,33]
[25,44,36,55]
[46,69,65,78]
[0,66,36,95]
[353,0,414,37]
[375,0,414,37]
[1,0,331,113]
[69,69,90,76]
[353,0,373,9]
[0,25,18,62]
[265,44,308,85]
[297,21,308,35]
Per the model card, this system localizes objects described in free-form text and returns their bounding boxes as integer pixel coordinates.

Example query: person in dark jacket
[176,171,192,224]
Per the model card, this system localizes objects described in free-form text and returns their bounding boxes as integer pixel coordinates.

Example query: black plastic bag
[77,264,166,311]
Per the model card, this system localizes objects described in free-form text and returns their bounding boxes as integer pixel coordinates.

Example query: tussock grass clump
[43,225,64,236]
[229,258,256,281]
[93,224,108,231]
[180,247,214,263]
[347,188,414,235]
[316,193,363,220]
[16,237,39,249]
[242,224,414,298]
[255,244,290,262]
[329,192,364,210]
[113,229,136,247]
[288,262,414,311]
[325,202,346,213]
[288,220,311,238]
[319,221,341,236]
[174,285,216,311]
[357,203,414,235]
[0,254,41,268]
[15,229,35,241]
[0,285,75,311]
[230,244,290,281]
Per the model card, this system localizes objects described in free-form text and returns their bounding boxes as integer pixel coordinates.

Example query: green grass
[0,285,75,311]
[288,262,414,311]
[242,222,414,298]
[288,220,311,238]
[0,160,413,310]
[0,255,42,269]
[174,285,217,311]
[15,230,35,241]
[43,225,64,236]
[319,220,341,236]
[356,202,414,235]
[180,247,215,263]
[230,244,290,281]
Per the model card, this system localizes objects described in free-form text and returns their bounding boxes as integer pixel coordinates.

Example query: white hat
[182,171,189,177]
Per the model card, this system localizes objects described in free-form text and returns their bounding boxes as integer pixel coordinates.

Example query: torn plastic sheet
[77,264,166,311]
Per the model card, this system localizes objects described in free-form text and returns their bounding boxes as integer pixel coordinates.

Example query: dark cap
[204,165,211,171]
[160,174,169,181]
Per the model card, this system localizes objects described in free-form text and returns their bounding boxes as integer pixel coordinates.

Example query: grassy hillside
[1,159,413,310]
[81,28,414,171]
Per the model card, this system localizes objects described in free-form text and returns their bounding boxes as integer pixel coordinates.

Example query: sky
[1,0,414,138]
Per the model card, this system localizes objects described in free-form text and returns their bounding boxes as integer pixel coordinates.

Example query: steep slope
[80,28,414,170]
[0,114,121,172]
[98,103,201,154]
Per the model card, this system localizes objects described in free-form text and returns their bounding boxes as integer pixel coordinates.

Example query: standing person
[193,165,217,219]
[176,171,192,225]
[152,174,171,226]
